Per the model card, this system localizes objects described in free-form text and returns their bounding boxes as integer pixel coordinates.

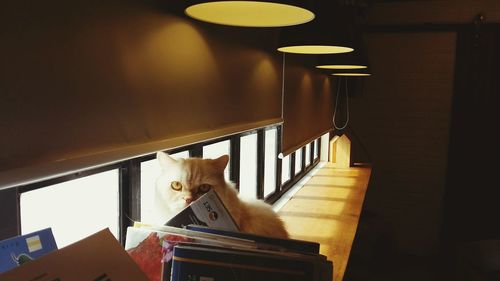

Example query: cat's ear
[157,151,177,169]
[213,154,229,171]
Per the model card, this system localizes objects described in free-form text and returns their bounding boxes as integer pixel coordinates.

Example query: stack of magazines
[125,189,333,281]
[126,223,333,281]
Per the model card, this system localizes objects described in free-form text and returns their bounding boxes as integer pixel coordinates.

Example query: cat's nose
[184,196,193,204]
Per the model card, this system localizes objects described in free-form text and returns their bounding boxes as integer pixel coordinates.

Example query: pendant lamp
[276,1,356,54]
[184,0,315,27]
[277,20,354,54]
[330,67,371,77]
[332,73,371,76]
[316,52,368,70]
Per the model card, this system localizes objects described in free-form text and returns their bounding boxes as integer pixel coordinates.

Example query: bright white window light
[239,133,258,199]
[203,140,230,180]
[314,138,319,160]
[264,128,277,197]
[281,154,291,184]
[21,170,119,248]
[305,142,311,167]
[295,148,302,174]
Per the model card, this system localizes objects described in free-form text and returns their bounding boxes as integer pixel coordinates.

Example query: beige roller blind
[0,0,282,189]
[281,62,334,156]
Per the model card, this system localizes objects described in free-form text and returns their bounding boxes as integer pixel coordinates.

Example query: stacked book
[126,189,333,281]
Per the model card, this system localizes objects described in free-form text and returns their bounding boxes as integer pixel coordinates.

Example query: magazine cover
[127,224,260,281]
[165,189,239,231]
[125,227,194,281]
[0,228,57,273]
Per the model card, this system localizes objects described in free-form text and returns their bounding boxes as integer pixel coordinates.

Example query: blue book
[0,228,58,273]
[186,224,320,254]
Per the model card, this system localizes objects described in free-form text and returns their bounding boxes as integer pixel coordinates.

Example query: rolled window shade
[281,64,334,156]
[0,1,282,190]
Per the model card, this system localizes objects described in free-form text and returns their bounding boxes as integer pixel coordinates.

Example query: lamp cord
[333,77,349,130]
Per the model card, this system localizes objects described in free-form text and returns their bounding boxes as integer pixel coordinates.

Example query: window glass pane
[314,139,319,160]
[295,149,302,175]
[239,133,257,199]
[305,143,311,167]
[203,140,230,180]
[264,128,277,197]
[281,155,291,184]
[20,170,119,248]
[141,151,188,223]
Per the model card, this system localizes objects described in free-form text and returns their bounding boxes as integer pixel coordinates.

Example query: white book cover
[165,189,239,231]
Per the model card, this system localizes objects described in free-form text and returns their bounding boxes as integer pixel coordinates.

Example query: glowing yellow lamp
[316,65,367,70]
[277,45,353,54]
[332,73,371,76]
[185,1,315,27]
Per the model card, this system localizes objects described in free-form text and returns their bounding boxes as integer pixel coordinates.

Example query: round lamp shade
[317,64,367,70]
[185,1,315,27]
[316,52,369,69]
[332,73,371,76]
[278,45,353,54]
[277,20,353,54]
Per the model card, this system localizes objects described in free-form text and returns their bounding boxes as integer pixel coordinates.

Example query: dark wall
[0,188,18,240]
[443,24,500,247]
[349,31,456,255]
[345,1,500,280]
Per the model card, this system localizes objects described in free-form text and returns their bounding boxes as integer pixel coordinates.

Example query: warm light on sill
[185,1,315,27]
[332,73,371,76]
[316,65,367,70]
[277,45,353,54]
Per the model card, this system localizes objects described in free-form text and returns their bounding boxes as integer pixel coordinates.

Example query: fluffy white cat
[153,151,289,239]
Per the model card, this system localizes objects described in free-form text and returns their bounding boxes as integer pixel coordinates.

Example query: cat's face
[155,152,229,213]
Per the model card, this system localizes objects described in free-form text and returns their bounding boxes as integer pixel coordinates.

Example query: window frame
[5,125,321,244]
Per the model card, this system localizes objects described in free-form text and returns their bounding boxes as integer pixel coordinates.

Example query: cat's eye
[198,184,211,193]
[170,181,183,191]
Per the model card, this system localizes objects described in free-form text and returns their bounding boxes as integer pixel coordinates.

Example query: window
[239,133,258,199]
[13,124,322,244]
[295,148,302,175]
[314,138,319,160]
[203,140,230,180]
[263,128,277,197]
[281,154,291,184]
[305,143,311,167]
[20,170,119,248]
[141,151,189,223]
